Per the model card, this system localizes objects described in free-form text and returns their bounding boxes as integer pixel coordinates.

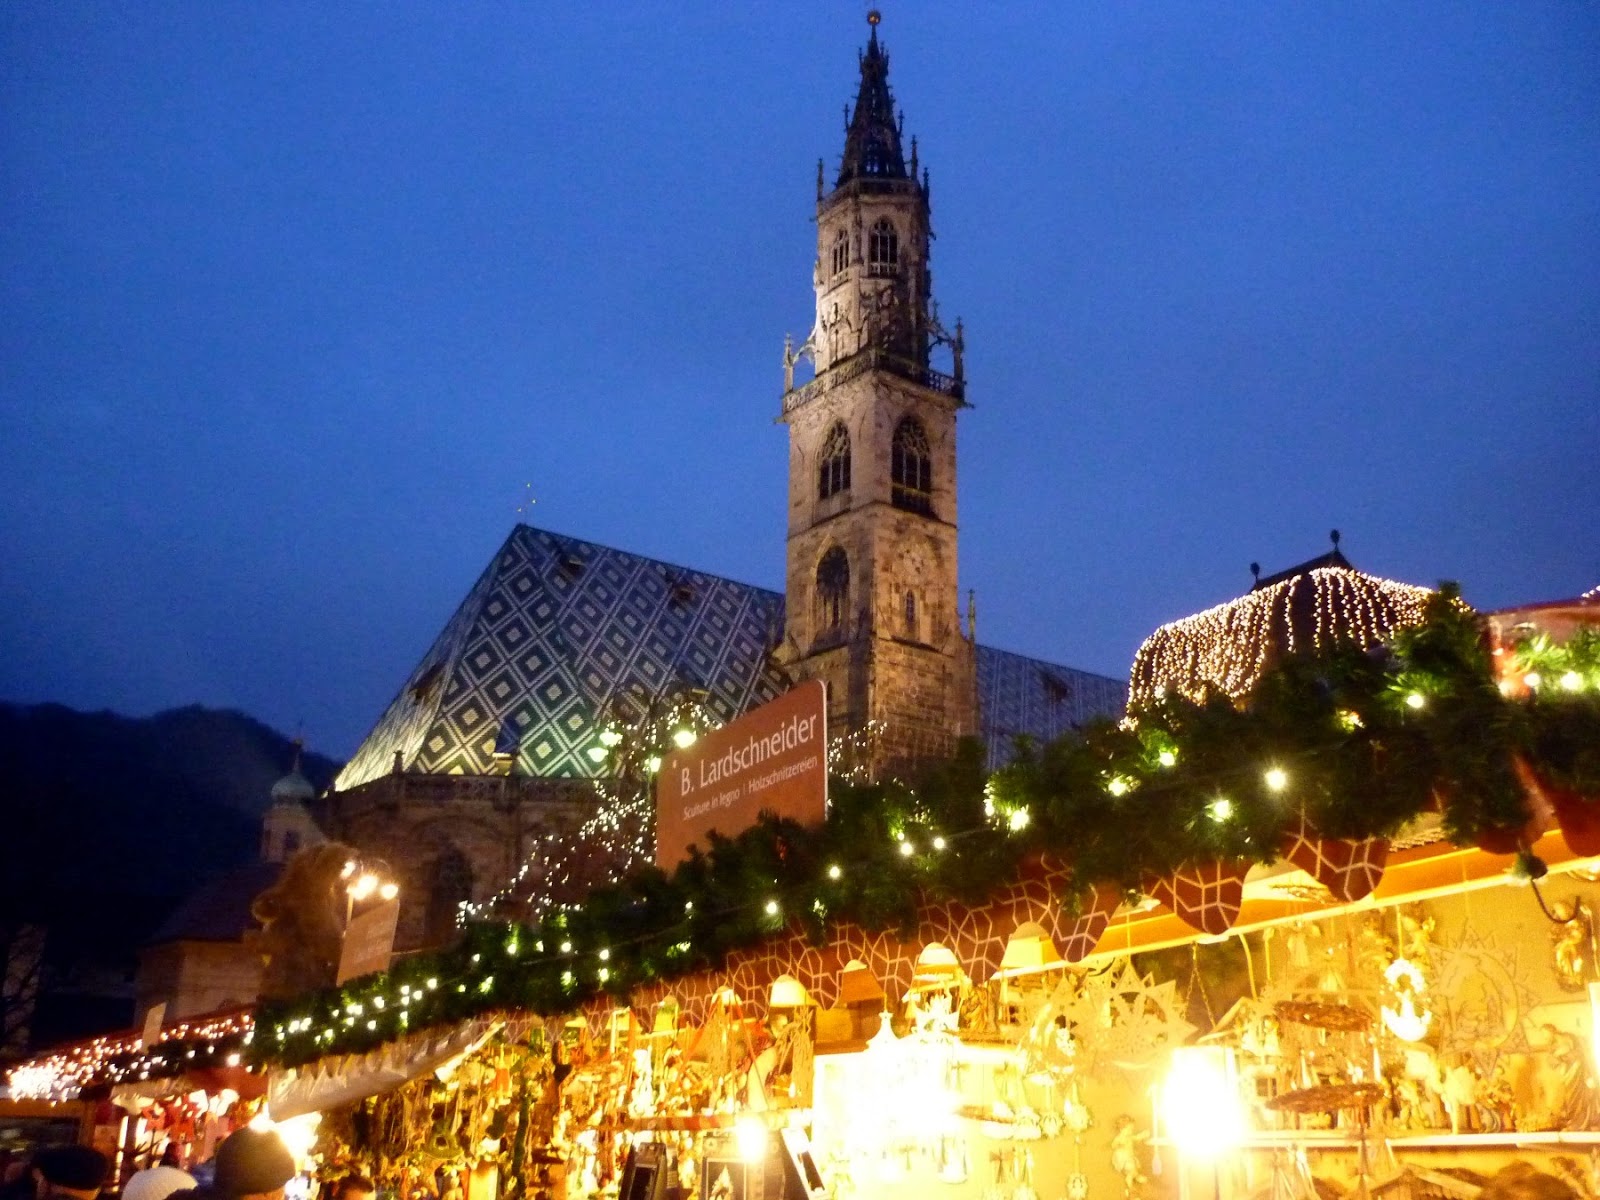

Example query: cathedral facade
[318,18,1125,950]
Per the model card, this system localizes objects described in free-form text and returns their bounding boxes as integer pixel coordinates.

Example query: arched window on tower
[903,590,917,639]
[830,229,850,278]
[815,548,850,639]
[891,417,933,514]
[817,422,851,500]
[868,219,899,276]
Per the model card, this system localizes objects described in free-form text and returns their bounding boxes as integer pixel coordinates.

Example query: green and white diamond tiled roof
[336,525,1124,791]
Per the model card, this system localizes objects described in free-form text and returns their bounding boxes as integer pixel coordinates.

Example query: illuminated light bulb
[586,746,608,763]
[827,864,842,881]
[1162,1047,1245,1159]
[426,977,438,990]
[1524,672,1543,690]
[348,873,379,901]
[560,941,573,954]
[599,728,622,747]
[932,836,947,850]
[340,860,357,879]
[1107,776,1130,797]
[378,882,399,901]
[764,899,780,916]
[1264,767,1288,792]
[598,948,611,961]
[898,840,915,857]
[1560,671,1584,692]
[1209,797,1234,822]
[1405,692,1426,710]
[561,970,574,988]
[684,901,693,911]
[672,728,697,749]
[1498,679,1514,695]
[1008,807,1031,832]
[598,967,611,983]
[1158,749,1177,768]
[734,1115,769,1164]
[645,755,661,774]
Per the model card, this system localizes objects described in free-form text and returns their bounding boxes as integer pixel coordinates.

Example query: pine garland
[256,587,1600,1067]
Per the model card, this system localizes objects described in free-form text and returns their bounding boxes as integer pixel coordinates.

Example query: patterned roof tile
[335,525,1125,791]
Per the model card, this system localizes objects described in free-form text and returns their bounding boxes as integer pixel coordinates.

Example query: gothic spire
[836,11,908,187]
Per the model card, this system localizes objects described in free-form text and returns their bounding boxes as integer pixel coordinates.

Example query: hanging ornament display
[1050,964,1195,1076]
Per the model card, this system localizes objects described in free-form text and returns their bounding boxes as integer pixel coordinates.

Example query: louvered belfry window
[891,417,932,514]
[818,422,851,500]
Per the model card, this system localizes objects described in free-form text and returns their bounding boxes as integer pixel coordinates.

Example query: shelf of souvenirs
[1154,1129,1600,1152]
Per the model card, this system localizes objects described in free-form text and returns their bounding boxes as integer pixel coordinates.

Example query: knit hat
[212,1129,296,1197]
[123,1165,198,1200]
[36,1146,111,1192]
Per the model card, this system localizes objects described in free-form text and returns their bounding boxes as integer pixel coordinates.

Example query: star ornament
[1060,964,1196,1073]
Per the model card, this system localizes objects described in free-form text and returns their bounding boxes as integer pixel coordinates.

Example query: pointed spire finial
[833,9,908,188]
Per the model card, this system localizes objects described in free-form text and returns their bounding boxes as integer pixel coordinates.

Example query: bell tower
[777,12,976,776]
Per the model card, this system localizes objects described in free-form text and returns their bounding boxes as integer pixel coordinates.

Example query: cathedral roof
[836,13,909,188]
[336,525,1126,791]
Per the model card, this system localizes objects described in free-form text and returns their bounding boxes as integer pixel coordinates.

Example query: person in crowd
[212,1128,298,1200]
[0,1154,35,1200]
[169,1127,297,1200]
[328,1176,374,1200]
[32,1148,110,1200]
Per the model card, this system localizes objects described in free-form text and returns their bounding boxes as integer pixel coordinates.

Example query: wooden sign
[656,681,827,869]
[138,1002,167,1050]
[337,896,401,984]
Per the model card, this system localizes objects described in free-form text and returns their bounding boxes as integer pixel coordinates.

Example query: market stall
[13,580,1598,1200]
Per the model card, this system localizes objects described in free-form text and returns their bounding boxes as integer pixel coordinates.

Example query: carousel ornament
[1380,958,1434,1043]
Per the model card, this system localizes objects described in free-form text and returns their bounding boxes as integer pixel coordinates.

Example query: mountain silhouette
[0,701,339,901]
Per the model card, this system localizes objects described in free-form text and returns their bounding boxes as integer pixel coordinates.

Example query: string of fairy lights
[455,690,723,927]
[245,593,1598,1069]
[1129,567,1433,709]
[7,1011,255,1101]
[19,589,1598,1091]
[457,702,892,928]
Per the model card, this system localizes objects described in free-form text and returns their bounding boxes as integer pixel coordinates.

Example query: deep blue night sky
[3,3,1597,758]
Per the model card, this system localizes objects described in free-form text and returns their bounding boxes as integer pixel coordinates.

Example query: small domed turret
[262,742,325,863]
[270,764,315,805]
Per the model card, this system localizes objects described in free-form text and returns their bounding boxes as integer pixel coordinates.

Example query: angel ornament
[1109,1115,1149,1199]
